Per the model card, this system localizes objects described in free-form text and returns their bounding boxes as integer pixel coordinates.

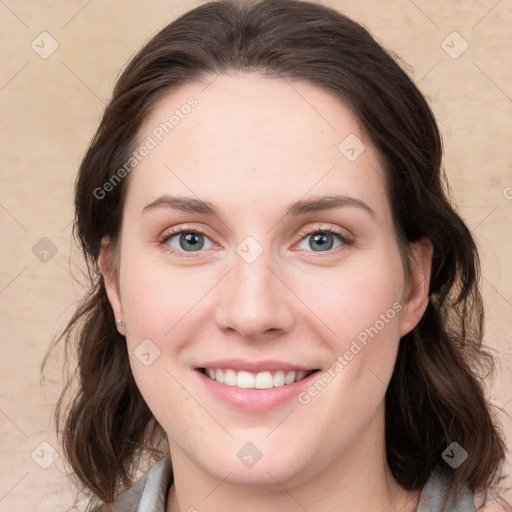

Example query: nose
[215,254,295,343]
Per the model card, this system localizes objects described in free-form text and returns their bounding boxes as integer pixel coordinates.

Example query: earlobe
[98,238,124,333]
[399,237,434,337]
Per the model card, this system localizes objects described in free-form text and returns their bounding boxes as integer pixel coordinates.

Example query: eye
[161,230,215,253]
[159,225,351,256]
[295,228,351,252]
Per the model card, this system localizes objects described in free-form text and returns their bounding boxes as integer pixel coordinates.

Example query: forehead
[126,73,391,224]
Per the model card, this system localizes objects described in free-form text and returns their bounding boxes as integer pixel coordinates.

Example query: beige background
[0,0,511,510]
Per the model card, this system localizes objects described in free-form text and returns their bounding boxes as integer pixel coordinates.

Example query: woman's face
[102,73,431,488]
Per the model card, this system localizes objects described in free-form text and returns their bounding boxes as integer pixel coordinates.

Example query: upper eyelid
[160,224,216,243]
[296,224,352,239]
[160,224,351,251]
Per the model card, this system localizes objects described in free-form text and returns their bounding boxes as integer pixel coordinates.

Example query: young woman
[53,1,508,510]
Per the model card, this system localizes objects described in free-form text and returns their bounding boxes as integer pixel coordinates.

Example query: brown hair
[48,0,507,508]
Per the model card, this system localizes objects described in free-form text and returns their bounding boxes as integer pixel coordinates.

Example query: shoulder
[92,456,173,512]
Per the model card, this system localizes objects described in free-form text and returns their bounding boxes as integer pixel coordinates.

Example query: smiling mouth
[198,368,320,389]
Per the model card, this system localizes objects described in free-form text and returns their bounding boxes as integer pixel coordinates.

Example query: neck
[166,406,421,512]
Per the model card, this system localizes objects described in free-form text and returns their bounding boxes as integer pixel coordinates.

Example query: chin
[194,437,318,488]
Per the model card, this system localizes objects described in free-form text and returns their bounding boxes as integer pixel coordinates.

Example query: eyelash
[295,226,352,253]
[158,224,353,257]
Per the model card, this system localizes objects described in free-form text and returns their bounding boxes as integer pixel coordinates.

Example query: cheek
[118,255,204,429]
[292,251,406,347]
[290,248,406,408]
[119,248,214,344]
[117,251,224,409]
[291,260,405,449]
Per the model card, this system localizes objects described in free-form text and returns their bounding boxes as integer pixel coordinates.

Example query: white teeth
[203,368,314,389]
[254,371,274,389]
[237,370,255,388]
[273,370,285,387]
[223,369,237,387]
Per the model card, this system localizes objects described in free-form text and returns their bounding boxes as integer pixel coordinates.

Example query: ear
[98,238,124,335]
[399,237,434,337]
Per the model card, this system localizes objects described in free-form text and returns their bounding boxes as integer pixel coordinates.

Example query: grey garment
[95,456,475,512]
[94,457,171,512]
[417,470,476,512]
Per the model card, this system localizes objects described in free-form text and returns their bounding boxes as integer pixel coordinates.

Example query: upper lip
[196,359,319,373]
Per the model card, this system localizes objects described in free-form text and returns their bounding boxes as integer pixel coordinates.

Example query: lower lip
[195,369,320,412]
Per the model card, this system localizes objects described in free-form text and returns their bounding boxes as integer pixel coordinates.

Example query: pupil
[311,233,333,251]
[181,232,204,251]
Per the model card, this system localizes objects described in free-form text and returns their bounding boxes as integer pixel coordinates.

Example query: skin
[100,73,433,512]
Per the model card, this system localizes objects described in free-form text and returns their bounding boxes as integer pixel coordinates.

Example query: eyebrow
[142,194,375,219]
